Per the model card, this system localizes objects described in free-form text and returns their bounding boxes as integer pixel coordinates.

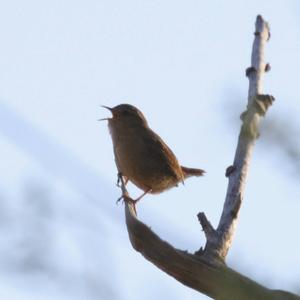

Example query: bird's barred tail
[181,166,205,178]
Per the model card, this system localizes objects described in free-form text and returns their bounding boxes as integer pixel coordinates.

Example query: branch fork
[195,15,274,263]
[114,15,300,299]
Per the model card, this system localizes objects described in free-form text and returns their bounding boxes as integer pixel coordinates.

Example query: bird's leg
[116,172,128,187]
[116,194,133,204]
[116,172,131,204]
[116,192,138,217]
[116,172,122,187]
[116,173,150,215]
[116,188,152,205]
[134,189,152,203]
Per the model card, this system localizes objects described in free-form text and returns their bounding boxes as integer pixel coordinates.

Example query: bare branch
[199,15,275,261]
[124,200,300,300]
[118,15,299,299]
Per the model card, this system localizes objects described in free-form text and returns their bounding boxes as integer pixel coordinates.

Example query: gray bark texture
[120,15,300,300]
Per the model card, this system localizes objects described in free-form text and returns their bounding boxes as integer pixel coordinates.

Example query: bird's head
[101,104,148,126]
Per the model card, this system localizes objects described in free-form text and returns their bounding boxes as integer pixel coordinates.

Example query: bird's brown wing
[141,128,184,181]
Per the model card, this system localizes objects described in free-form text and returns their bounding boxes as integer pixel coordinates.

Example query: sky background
[0,1,300,299]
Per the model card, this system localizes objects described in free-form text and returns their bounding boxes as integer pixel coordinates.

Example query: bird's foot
[116,194,137,205]
[115,188,151,216]
[116,194,137,214]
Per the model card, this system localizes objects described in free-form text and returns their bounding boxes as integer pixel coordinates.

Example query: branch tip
[197,212,216,237]
[255,15,270,41]
[256,14,262,20]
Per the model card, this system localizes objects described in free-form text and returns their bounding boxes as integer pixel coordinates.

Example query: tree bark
[200,15,274,261]
[124,202,299,300]
[119,15,300,300]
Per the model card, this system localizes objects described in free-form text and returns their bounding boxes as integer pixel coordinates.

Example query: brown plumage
[102,104,205,201]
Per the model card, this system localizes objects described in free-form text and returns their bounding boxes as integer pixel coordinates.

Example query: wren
[102,104,205,202]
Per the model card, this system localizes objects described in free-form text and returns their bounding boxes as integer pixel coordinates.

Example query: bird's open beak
[98,105,113,121]
[101,105,113,112]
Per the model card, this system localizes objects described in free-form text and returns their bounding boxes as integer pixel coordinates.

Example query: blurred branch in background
[0,181,119,300]
[0,101,116,221]
[18,184,53,272]
[260,116,300,177]
[0,102,123,299]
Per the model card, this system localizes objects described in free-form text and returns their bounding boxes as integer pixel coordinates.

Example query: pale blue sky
[0,1,299,299]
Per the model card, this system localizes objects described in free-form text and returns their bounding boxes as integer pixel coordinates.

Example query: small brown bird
[102,104,205,202]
